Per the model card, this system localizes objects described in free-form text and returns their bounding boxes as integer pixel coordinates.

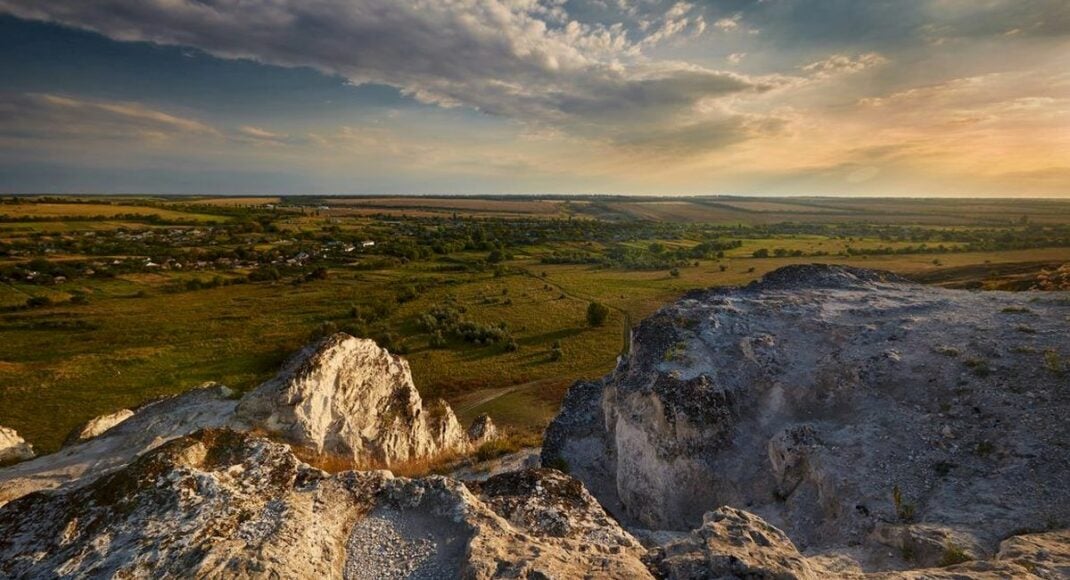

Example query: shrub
[246,263,281,282]
[25,295,52,308]
[939,542,970,567]
[892,485,915,522]
[586,301,610,327]
[1045,349,1063,375]
[549,346,564,361]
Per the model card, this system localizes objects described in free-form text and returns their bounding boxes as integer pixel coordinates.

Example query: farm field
[0,200,227,223]
[1,194,1069,453]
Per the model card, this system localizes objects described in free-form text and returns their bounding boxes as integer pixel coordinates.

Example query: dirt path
[454,376,561,417]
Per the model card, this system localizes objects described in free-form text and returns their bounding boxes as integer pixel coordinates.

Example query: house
[361,240,375,248]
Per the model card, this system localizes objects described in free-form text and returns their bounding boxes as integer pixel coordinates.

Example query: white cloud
[0,93,219,141]
[802,53,888,78]
[0,0,774,153]
[714,14,741,31]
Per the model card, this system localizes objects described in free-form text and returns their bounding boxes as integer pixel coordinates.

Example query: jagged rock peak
[236,333,473,466]
[0,427,34,465]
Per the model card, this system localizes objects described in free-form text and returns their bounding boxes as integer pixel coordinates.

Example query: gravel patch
[344,506,468,580]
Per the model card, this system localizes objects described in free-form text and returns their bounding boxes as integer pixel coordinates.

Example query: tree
[752,248,770,258]
[586,301,610,327]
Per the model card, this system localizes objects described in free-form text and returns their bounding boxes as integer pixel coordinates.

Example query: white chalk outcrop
[237,334,473,466]
[544,265,1070,572]
[0,426,34,465]
[0,334,493,506]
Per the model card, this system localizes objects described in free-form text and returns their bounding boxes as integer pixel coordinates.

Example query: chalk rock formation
[0,384,236,505]
[0,429,650,579]
[0,426,34,465]
[467,413,498,445]
[544,265,1070,569]
[1,334,490,506]
[237,334,471,465]
[653,506,818,579]
[63,408,135,446]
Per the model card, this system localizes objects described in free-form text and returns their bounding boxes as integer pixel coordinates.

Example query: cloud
[0,92,219,141]
[714,15,741,31]
[802,53,888,78]
[0,0,777,154]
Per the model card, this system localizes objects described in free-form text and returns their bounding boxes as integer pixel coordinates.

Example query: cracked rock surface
[545,264,1070,573]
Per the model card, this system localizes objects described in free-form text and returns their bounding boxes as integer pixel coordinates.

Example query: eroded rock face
[63,408,135,446]
[237,334,471,465]
[0,426,34,465]
[0,429,651,579]
[544,265,1070,568]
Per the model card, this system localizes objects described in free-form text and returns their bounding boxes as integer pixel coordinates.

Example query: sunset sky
[1,1,1068,196]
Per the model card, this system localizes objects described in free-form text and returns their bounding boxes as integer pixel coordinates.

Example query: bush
[549,346,564,361]
[939,542,971,567]
[248,265,281,282]
[25,295,52,308]
[586,301,610,327]
[892,485,915,522]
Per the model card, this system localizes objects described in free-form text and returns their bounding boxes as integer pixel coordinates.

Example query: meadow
[1,194,1068,453]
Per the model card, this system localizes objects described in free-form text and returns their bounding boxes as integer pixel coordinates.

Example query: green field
[1,195,1068,453]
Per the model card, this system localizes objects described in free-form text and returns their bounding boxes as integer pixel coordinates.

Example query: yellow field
[0,203,224,222]
[329,197,568,216]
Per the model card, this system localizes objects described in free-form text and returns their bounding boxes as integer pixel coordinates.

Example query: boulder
[0,426,34,465]
[654,506,817,580]
[63,408,135,446]
[466,413,498,445]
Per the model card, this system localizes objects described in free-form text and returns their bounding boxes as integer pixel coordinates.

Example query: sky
[0,0,1068,197]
